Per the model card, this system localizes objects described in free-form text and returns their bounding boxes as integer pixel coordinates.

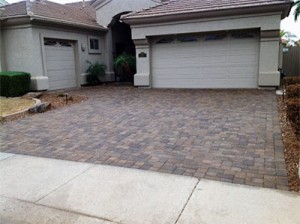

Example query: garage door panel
[229,66,258,74]
[154,80,257,89]
[46,62,76,70]
[49,82,77,90]
[153,70,256,79]
[153,56,228,67]
[45,39,77,90]
[153,66,226,75]
[151,32,259,89]
[47,70,77,78]
[229,55,257,63]
[45,49,74,56]
[153,78,256,89]
[46,56,76,62]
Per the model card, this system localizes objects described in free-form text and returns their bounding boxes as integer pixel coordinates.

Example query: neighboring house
[0,0,293,90]
[0,0,107,90]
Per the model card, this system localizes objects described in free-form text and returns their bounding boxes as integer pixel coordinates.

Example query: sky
[5,0,300,38]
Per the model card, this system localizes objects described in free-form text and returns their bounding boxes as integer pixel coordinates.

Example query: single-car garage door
[151,31,259,88]
[44,39,77,90]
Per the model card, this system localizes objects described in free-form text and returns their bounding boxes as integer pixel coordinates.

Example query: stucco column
[133,38,150,87]
[258,30,280,87]
[104,30,115,81]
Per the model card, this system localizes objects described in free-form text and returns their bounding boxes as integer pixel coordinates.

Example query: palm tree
[294,0,300,21]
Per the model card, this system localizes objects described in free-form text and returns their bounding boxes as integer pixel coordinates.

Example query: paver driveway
[0,86,288,190]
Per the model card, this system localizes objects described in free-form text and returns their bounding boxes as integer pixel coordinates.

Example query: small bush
[286,98,300,133]
[86,61,106,85]
[0,71,31,97]
[283,77,300,86]
[286,84,300,99]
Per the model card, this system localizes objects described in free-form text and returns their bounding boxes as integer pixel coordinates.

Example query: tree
[294,0,300,21]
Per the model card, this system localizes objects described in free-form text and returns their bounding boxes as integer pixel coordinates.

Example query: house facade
[0,0,107,90]
[0,0,293,90]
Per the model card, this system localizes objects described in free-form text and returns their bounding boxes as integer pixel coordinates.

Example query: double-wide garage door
[151,31,259,88]
[44,39,77,90]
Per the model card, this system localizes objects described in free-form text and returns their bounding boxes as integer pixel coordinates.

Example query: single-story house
[0,0,293,90]
[0,0,107,90]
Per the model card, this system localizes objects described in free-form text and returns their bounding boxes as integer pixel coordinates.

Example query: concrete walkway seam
[0,195,120,224]
[174,179,200,224]
[34,164,95,203]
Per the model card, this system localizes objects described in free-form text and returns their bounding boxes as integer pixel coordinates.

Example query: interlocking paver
[0,86,288,190]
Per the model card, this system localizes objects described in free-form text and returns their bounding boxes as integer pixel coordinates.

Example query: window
[59,41,72,47]
[205,34,226,41]
[88,36,101,54]
[90,39,99,50]
[156,38,174,44]
[177,36,198,42]
[44,40,57,46]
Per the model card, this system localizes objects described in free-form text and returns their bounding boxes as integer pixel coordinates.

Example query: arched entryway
[109,12,136,82]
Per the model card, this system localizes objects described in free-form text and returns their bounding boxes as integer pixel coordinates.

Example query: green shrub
[86,61,106,85]
[0,71,31,97]
[113,53,136,82]
[286,84,300,99]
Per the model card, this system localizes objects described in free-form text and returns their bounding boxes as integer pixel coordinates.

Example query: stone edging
[1,98,41,121]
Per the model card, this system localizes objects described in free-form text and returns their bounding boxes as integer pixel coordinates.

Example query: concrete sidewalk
[0,153,299,224]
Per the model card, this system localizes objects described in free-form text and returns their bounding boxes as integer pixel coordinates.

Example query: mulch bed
[39,92,87,109]
[277,96,300,192]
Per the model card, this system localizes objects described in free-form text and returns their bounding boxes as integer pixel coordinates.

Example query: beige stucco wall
[131,14,281,39]
[2,23,106,90]
[130,13,282,88]
[95,0,162,80]
[95,0,160,27]
[2,26,36,74]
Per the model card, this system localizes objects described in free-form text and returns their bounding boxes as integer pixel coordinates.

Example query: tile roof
[0,1,27,17]
[0,0,105,30]
[123,0,293,19]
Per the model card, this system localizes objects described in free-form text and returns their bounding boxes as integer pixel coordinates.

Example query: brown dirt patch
[39,92,87,109]
[277,96,300,192]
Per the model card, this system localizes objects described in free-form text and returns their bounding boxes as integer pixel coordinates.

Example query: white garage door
[44,39,77,90]
[151,31,259,88]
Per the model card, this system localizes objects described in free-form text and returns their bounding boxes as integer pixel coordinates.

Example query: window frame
[88,36,101,54]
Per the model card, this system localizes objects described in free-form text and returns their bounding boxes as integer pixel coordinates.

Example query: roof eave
[31,15,108,31]
[1,14,108,31]
[122,3,293,26]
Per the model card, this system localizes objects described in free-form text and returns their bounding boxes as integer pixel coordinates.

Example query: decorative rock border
[28,101,51,113]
